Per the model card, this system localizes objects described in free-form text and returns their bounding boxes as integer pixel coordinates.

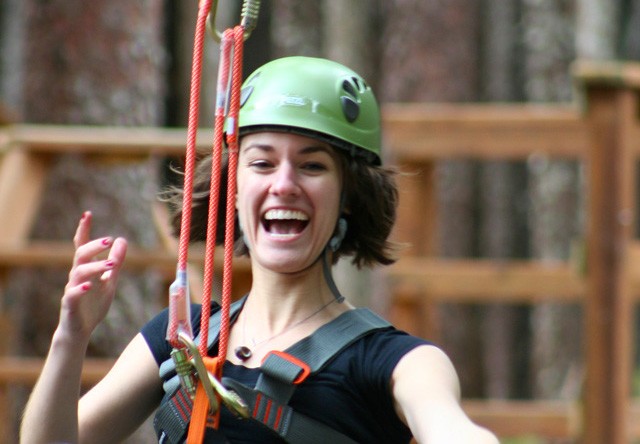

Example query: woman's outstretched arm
[392,345,499,444]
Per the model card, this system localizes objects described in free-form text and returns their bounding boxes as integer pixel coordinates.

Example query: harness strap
[156,302,391,444]
[222,378,359,444]
[255,308,391,403]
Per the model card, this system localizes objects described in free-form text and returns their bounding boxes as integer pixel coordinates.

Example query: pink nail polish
[105,260,115,268]
[81,283,91,291]
[102,238,112,246]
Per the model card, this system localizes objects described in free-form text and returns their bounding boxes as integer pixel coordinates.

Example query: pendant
[234,345,252,361]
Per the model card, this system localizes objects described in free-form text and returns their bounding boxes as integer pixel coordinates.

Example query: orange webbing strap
[187,357,221,444]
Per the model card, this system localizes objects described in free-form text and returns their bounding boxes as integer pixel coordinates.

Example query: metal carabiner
[178,331,220,413]
[206,0,261,42]
[177,331,250,418]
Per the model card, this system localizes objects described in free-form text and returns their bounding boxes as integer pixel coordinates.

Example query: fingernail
[102,237,112,246]
[105,260,115,268]
[81,283,91,291]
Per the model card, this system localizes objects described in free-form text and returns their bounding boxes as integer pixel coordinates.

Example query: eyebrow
[242,143,334,156]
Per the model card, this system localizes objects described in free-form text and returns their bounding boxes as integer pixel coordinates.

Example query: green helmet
[238,56,381,165]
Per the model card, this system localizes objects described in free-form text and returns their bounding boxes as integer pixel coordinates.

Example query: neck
[247,261,335,330]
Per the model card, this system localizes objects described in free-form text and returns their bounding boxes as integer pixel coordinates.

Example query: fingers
[73,211,92,249]
[101,237,128,282]
[69,211,129,288]
[67,257,117,289]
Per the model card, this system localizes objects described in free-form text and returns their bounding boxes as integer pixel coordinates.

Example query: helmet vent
[340,96,360,122]
[342,79,358,97]
[341,78,361,123]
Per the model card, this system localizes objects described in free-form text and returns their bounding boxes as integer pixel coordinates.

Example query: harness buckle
[262,350,311,385]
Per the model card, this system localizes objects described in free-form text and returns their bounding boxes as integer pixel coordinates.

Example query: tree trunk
[379,0,485,397]
[523,0,583,408]
[4,1,167,442]
[321,0,378,309]
[478,0,533,400]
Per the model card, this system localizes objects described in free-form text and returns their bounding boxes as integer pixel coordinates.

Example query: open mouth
[263,209,309,236]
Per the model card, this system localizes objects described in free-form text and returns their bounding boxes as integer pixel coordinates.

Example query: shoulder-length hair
[163,146,401,268]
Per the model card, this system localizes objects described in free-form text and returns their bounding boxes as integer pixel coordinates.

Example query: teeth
[264,209,308,221]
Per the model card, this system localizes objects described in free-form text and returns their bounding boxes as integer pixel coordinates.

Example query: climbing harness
[165,1,260,442]
[156,297,392,444]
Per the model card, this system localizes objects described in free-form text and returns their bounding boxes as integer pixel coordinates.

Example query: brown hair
[164,147,401,267]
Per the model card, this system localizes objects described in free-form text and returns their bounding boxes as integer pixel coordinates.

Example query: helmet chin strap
[323,217,347,303]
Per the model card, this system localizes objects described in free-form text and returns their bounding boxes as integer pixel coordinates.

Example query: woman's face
[236,131,342,274]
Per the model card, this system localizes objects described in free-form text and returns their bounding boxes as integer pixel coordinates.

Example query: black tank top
[142,303,431,443]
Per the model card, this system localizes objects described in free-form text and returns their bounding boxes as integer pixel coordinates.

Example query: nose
[269,163,300,197]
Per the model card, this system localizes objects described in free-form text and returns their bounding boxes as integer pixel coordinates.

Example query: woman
[21,57,498,443]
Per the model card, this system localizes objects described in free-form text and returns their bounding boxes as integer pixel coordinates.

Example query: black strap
[155,300,391,444]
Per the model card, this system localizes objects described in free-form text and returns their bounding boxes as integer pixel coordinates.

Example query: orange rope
[186,23,245,444]
[218,25,244,368]
[167,0,214,350]
[198,29,233,357]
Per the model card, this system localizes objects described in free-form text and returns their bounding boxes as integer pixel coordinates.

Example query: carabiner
[206,0,261,42]
[177,331,249,418]
[178,331,219,413]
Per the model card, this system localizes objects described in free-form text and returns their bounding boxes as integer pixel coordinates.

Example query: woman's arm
[392,345,499,444]
[20,211,141,444]
[78,333,165,444]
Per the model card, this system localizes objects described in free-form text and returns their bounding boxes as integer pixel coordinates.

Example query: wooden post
[575,60,640,444]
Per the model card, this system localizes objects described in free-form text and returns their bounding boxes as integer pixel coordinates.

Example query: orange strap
[186,357,221,444]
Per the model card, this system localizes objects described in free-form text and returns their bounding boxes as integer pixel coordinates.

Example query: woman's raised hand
[59,211,128,343]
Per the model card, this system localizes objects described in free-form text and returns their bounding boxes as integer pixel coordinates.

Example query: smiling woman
[20,57,498,444]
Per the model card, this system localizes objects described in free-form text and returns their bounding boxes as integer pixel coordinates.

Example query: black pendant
[234,345,252,361]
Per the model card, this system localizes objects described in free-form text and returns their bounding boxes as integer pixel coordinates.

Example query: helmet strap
[322,246,345,303]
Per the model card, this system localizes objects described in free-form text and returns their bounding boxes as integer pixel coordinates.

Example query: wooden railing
[384,60,640,444]
[0,59,639,442]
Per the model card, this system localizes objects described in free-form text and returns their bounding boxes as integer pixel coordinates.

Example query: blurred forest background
[1,0,640,443]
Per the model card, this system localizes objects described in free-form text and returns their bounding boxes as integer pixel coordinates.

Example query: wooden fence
[0,59,639,442]
[384,60,640,443]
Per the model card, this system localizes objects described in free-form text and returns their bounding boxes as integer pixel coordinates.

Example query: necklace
[234,298,336,362]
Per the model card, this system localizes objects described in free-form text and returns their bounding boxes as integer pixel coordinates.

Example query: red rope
[167,0,214,349]
[217,25,244,367]
[198,29,233,357]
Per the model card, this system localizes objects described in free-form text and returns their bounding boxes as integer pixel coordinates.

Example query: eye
[301,161,329,172]
[248,159,273,171]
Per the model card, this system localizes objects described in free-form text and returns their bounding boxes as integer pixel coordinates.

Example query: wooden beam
[0,357,114,385]
[463,400,580,438]
[583,86,636,444]
[382,103,589,161]
[0,240,251,274]
[385,258,585,302]
[0,150,49,246]
[0,124,213,157]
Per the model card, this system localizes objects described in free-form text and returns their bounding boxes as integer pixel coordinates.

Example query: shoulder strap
[156,303,391,444]
[255,308,390,403]
[222,308,391,444]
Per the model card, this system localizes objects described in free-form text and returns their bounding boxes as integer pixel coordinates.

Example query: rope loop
[169,2,259,441]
